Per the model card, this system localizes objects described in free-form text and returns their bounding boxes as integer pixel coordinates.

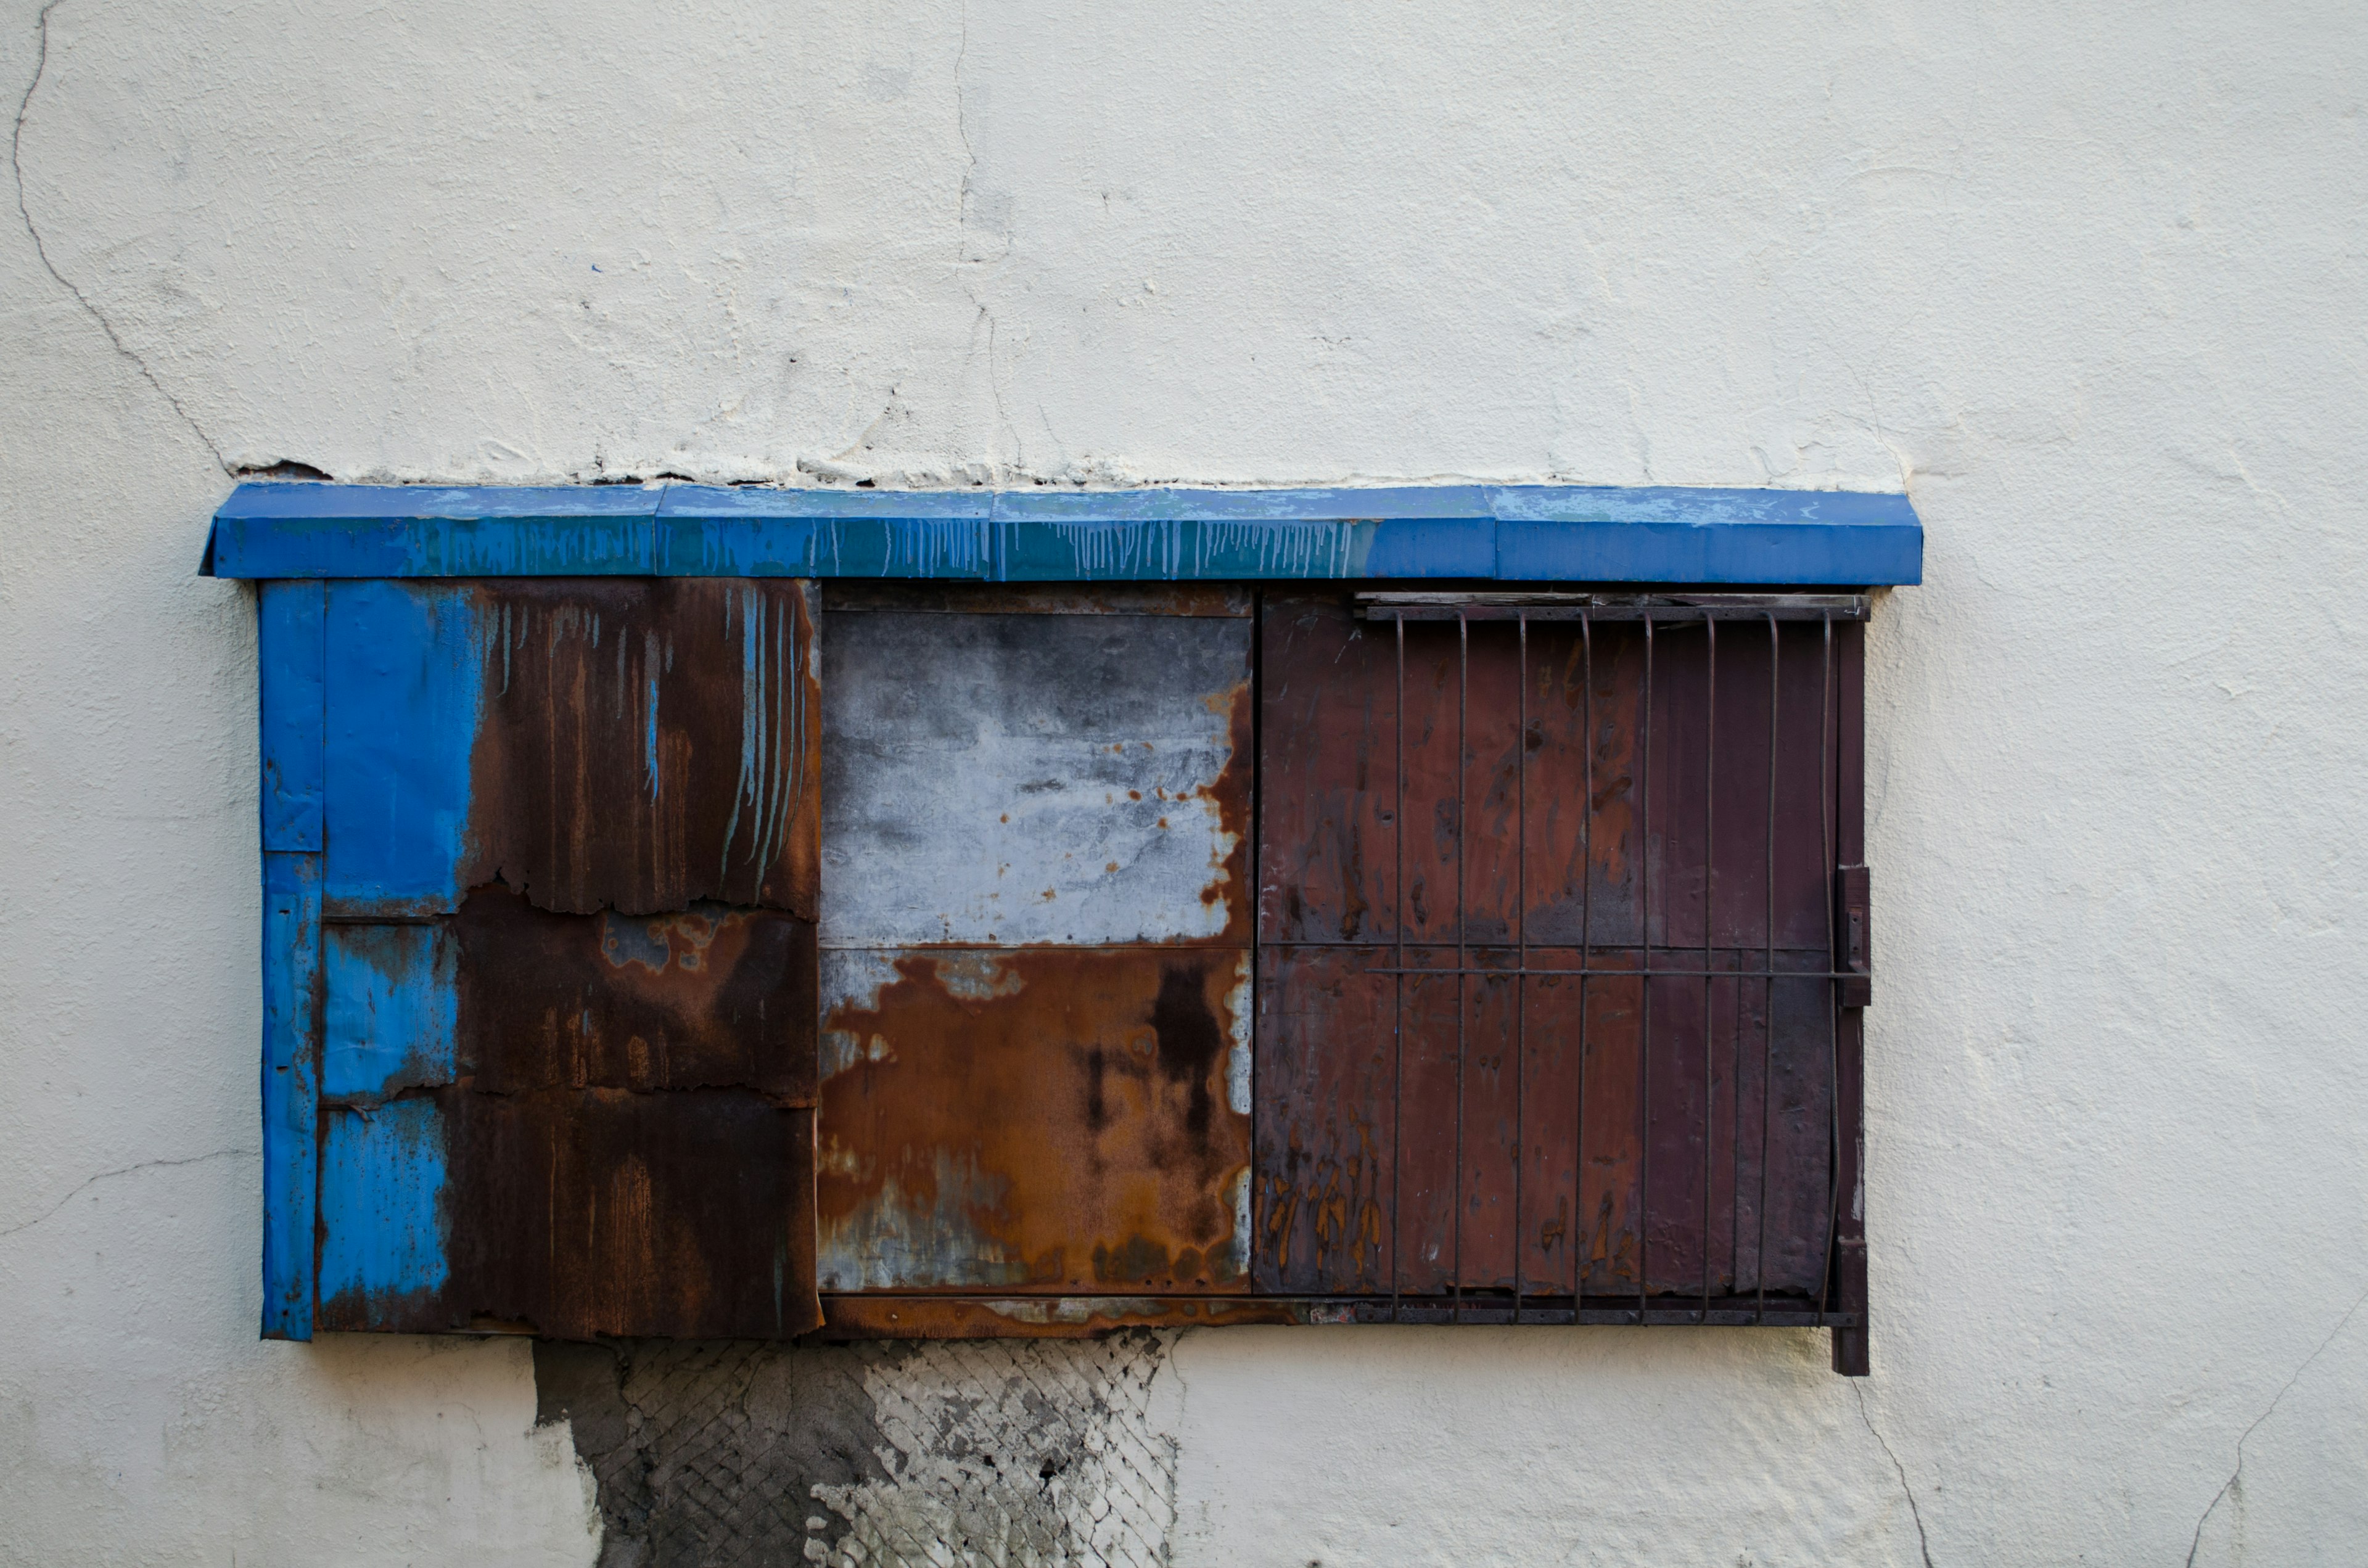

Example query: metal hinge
[1835,864,1872,1007]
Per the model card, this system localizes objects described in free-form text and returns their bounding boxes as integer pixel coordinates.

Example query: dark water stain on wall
[535,1332,1182,1568]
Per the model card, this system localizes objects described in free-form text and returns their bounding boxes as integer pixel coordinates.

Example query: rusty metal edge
[810,1295,1859,1337]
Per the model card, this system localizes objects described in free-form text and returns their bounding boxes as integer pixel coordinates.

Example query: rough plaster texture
[2,0,2364,1562]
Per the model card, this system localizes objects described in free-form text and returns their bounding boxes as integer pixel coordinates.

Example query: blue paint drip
[318,1099,451,1315]
[322,582,488,914]
[323,924,458,1098]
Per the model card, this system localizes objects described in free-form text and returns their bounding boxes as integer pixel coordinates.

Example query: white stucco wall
[4,0,2364,1561]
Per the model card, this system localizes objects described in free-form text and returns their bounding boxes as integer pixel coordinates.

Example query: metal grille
[1254,591,1868,1361]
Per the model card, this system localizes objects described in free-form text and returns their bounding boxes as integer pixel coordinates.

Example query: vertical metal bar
[1817,615,1839,1326]
[1392,615,1407,1325]
[1702,617,1716,1325]
[1833,620,1871,1375]
[1575,612,1593,1325]
[1638,614,1654,1326]
[1515,612,1528,1323]
[1757,614,1777,1326]
[1453,610,1469,1322]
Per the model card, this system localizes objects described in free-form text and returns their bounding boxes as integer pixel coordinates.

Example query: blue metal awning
[204,482,1922,585]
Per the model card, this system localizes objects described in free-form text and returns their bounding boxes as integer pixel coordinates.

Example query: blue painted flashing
[259,850,321,1340]
[208,482,1922,585]
[258,582,326,1342]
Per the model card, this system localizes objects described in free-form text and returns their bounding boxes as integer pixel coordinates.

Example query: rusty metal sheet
[452,886,816,1102]
[315,884,823,1337]
[816,946,1252,1294]
[312,577,823,1340]
[324,577,819,919]
[819,604,1252,948]
[317,1090,817,1340]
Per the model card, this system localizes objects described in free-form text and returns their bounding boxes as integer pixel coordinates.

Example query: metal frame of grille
[1257,591,1870,1373]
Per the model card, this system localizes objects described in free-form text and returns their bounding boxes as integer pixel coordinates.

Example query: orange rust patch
[818,947,1251,1294]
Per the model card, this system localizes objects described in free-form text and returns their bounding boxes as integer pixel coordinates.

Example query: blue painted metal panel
[258,581,325,851]
[321,581,485,916]
[206,482,1923,584]
[323,924,458,1098]
[316,1099,451,1323]
[259,849,321,1340]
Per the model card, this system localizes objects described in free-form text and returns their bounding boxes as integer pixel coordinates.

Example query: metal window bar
[1350,593,1857,1342]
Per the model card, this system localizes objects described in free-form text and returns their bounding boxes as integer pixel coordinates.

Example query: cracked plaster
[4,0,2367,1562]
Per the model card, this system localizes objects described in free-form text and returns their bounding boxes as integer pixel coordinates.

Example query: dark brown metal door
[1254,591,1867,1339]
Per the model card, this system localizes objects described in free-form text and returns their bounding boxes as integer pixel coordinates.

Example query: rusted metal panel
[323,577,819,919]
[453,887,817,1102]
[316,885,822,1337]
[311,577,823,1340]
[1254,591,1849,1317]
[816,947,1252,1294]
[819,601,1252,948]
[318,1090,818,1340]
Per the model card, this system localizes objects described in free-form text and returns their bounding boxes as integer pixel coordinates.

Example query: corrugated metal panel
[322,578,818,918]
[308,578,823,1340]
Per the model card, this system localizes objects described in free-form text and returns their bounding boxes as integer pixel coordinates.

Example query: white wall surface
[3,0,2364,1561]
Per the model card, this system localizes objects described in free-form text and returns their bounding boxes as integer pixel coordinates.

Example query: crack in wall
[952,0,976,241]
[2184,1279,2368,1568]
[12,0,228,471]
[1854,1382,1936,1568]
[0,1149,260,1241]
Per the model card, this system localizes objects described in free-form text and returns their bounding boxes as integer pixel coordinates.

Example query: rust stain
[1194,670,1256,944]
[818,948,1252,1294]
[318,1088,820,1340]
[446,883,818,1103]
[461,578,820,918]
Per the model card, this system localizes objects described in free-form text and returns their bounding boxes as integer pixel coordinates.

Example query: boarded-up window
[265,578,1866,1364]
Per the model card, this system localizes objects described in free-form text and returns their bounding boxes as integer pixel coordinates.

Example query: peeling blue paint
[207,482,1923,585]
[323,924,458,1098]
[322,581,486,915]
[318,1099,451,1316]
[258,850,321,1340]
